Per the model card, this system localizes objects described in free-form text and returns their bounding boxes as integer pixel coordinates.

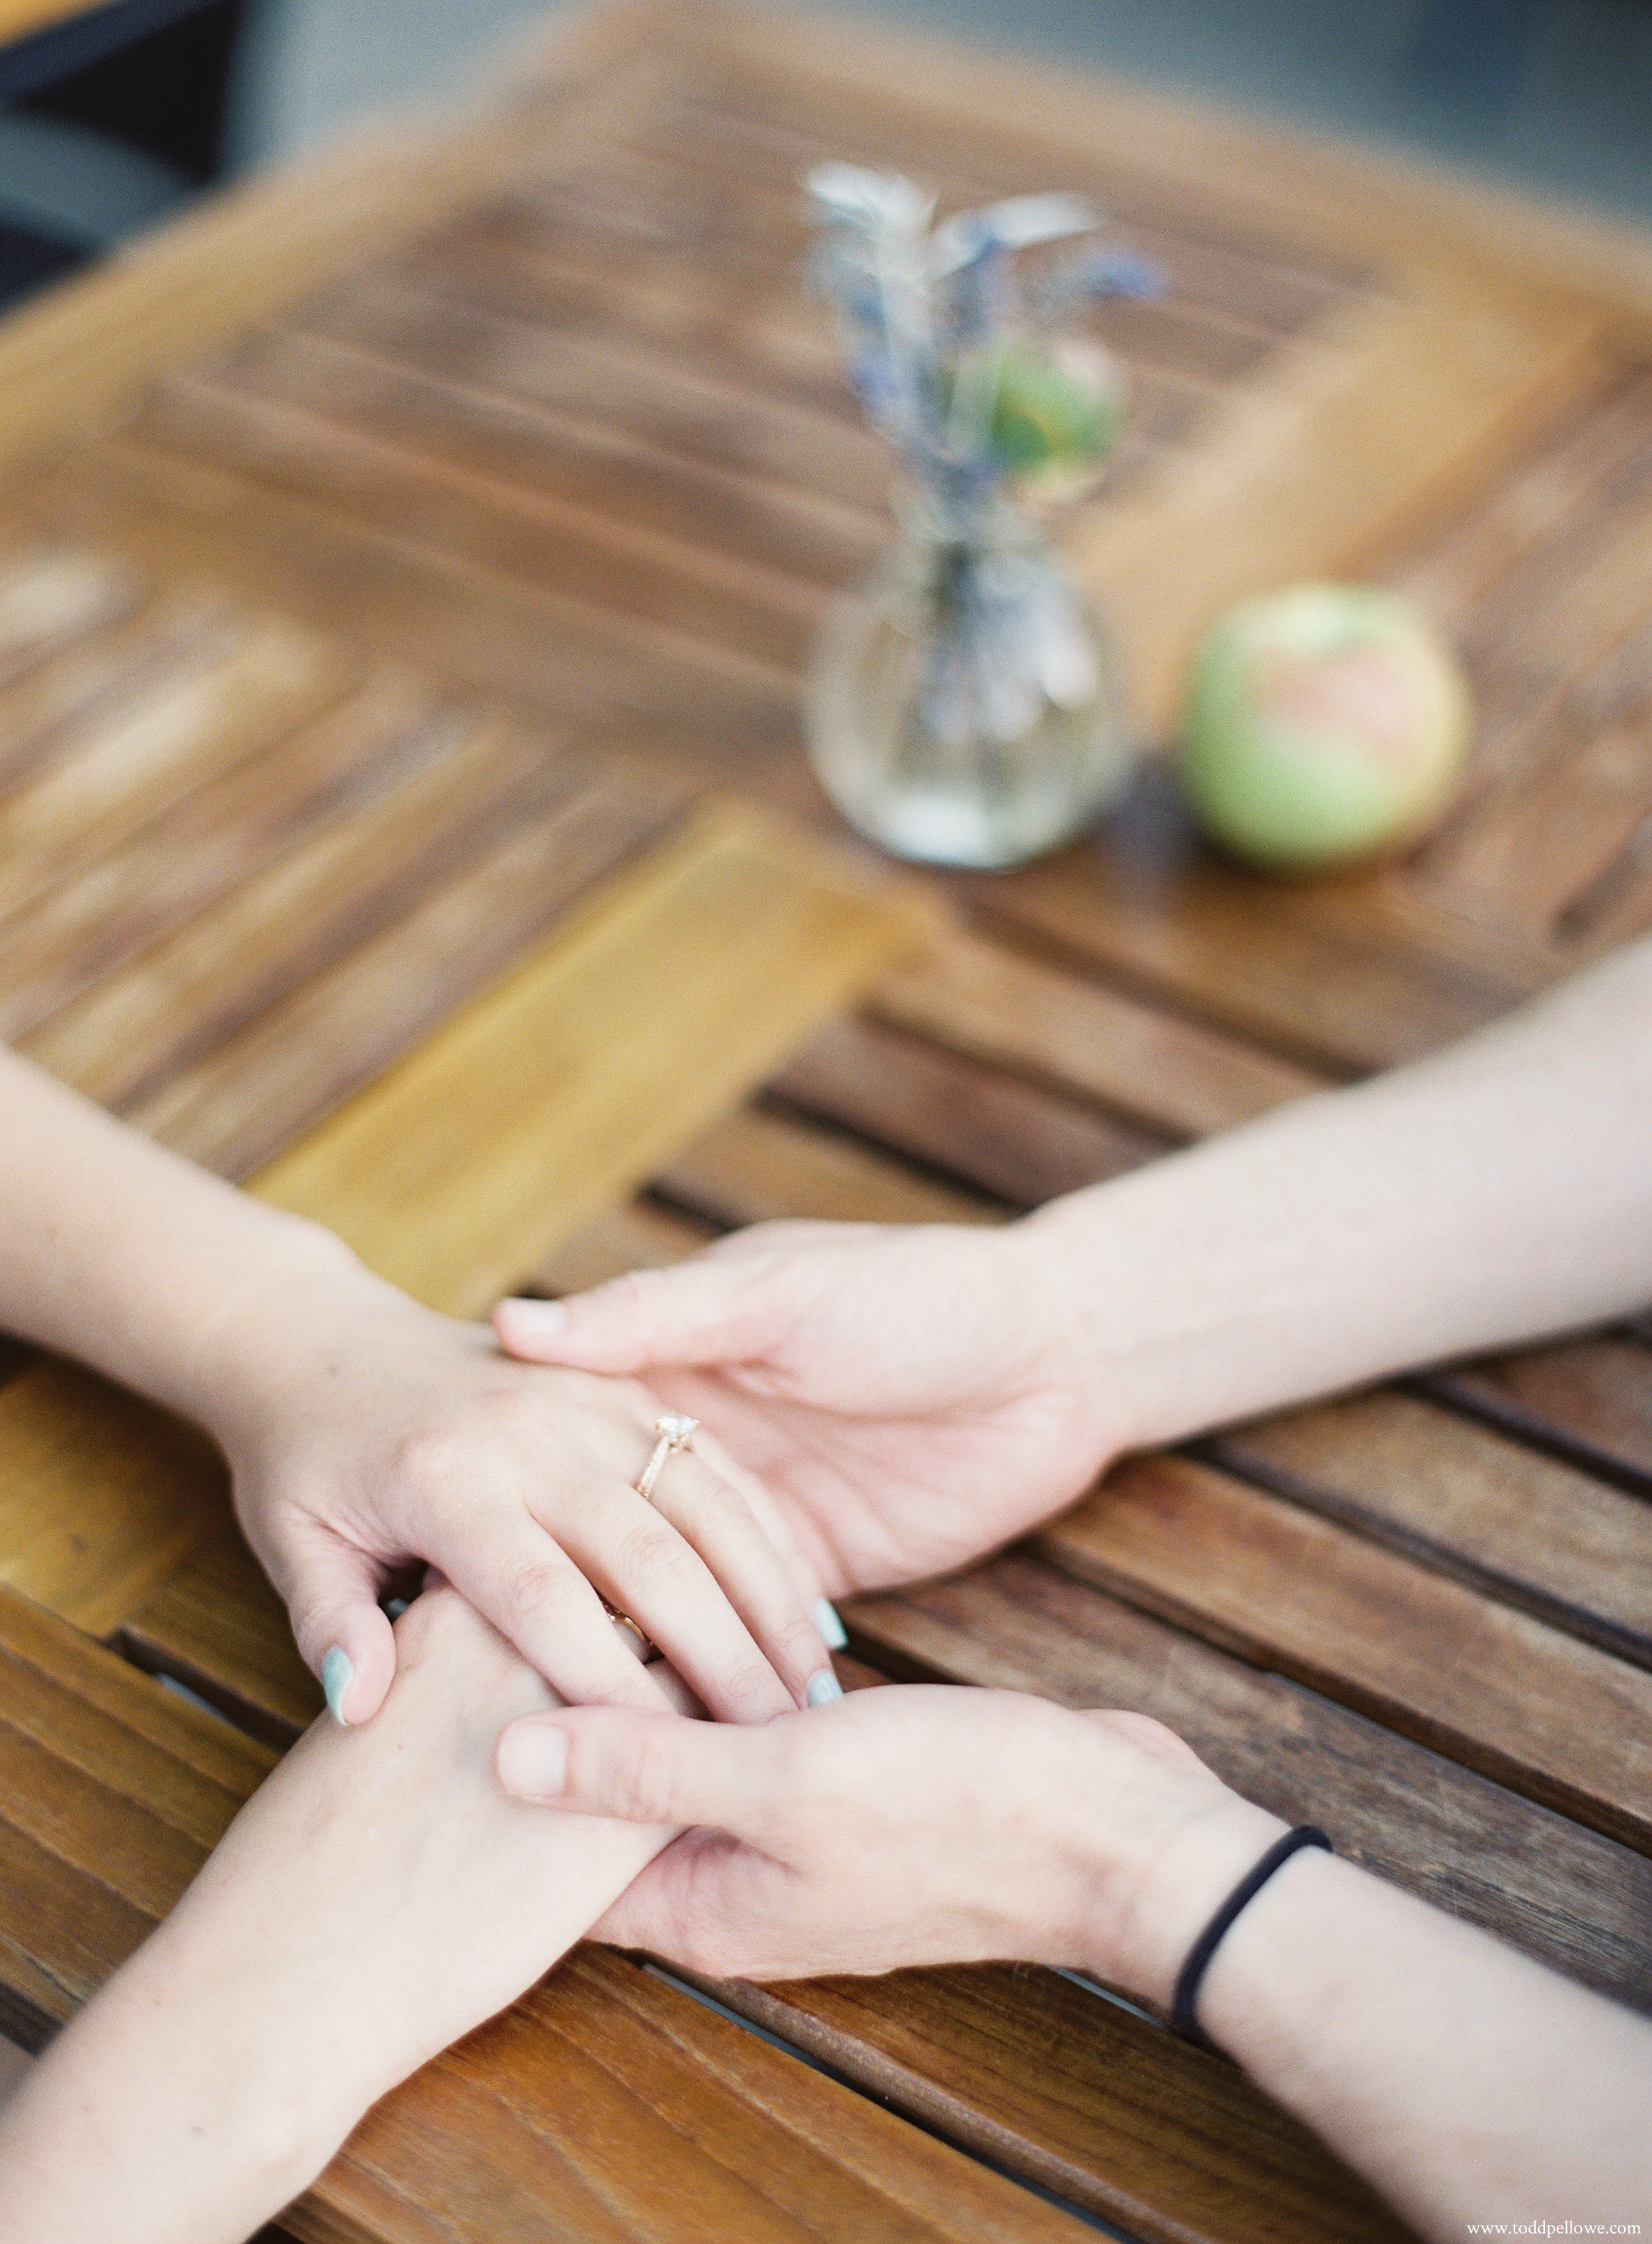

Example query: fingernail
[806,1668,844,1707]
[321,1647,354,1726]
[497,1721,569,1799]
[811,1596,848,1651]
[502,1296,567,1334]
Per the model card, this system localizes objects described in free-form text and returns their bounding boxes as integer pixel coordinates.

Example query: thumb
[280,1526,398,1726]
[495,1703,782,1836]
[492,1257,787,1376]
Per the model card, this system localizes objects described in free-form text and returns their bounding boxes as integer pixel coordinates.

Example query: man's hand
[493,1682,1252,1993]
[493,1219,1121,1600]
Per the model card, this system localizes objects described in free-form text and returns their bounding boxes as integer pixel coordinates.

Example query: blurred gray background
[1,0,1649,305]
[235,0,1652,218]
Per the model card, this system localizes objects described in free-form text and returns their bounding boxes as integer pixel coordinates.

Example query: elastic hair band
[1171,1824,1333,2046]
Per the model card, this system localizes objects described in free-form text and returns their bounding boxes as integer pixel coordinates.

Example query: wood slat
[769,1013,1168,1207]
[528,1199,722,1299]
[135,367,822,679]
[0,1587,268,2048]
[17,704,585,1104]
[0,5,679,474]
[1037,1452,1652,1851]
[712,1963,1411,2244]
[0,671,455,1047]
[655,1103,1001,1232]
[20,440,798,735]
[1202,1386,1652,1666]
[0,1364,232,1638]
[0,605,357,923]
[842,1553,1652,2013]
[686,0,1652,321]
[118,1527,324,1747]
[122,760,691,1176]
[1420,1335,1652,1495]
[1068,272,1606,734]
[252,800,934,1313]
[870,924,1328,1134]
[974,794,1540,1074]
[286,1947,1082,2244]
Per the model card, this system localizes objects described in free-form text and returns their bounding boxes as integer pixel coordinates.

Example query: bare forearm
[1026,934,1652,1449]
[0,1045,376,1427]
[1185,1848,1652,2237]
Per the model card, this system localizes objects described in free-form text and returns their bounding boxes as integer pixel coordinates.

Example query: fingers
[613,1449,839,1718]
[429,1513,678,1719]
[680,1417,840,1635]
[493,1254,782,1376]
[278,1526,399,1725]
[496,1703,784,1835]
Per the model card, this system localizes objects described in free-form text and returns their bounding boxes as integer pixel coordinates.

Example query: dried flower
[806,161,1162,507]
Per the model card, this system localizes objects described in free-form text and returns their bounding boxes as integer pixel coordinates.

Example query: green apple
[1178,583,1472,873]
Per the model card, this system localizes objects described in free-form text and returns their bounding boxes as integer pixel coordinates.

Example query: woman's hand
[494,1682,1274,1996]
[493,1219,1122,1602]
[201,1240,837,1727]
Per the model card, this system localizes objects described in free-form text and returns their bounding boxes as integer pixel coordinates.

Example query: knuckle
[391,1417,469,1493]
[498,1555,585,1639]
[614,1521,697,1601]
[599,1725,678,1826]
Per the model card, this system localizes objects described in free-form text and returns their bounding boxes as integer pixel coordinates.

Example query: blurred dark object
[0,0,248,308]
[1406,0,1545,118]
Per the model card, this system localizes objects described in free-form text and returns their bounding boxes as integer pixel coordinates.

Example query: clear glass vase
[804,493,1137,869]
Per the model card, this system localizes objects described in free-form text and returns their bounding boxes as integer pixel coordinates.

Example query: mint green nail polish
[322,1647,354,1725]
[812,1597,848,1651]
[806,1668,844,1707]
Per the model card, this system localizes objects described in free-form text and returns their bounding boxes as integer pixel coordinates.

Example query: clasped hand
[203,1240,835,1726]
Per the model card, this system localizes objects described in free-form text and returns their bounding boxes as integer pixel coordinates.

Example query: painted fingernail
[502,1296,567,1334]
[806,1668,844,1707]
[497,1721,569,1799]
[321,1647,354,1726]
[811,1597,848,1651]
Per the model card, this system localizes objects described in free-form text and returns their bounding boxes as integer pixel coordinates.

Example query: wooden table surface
[0,3,1649,2237]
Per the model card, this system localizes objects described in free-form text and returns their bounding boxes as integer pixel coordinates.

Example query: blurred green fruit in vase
[1178,583,1473,873]
[983,340,1123,501]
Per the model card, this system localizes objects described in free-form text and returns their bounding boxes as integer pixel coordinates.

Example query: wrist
[167,1213,408,1449]
[1051,1713,1285,2007]
[999,1209,1136,1465]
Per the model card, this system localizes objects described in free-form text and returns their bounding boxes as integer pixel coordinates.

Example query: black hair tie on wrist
[1171,1824,1333,2047]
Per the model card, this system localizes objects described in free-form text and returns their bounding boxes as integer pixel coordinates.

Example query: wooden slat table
[0,4,1649,2237]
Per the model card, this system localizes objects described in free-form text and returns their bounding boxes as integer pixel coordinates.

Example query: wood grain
[3,7,1649,2235]
[0,1363,232,1636]
[712,1963,1412,2244]
[871,924,1326,1133]
[655,1102,1002,1233]
[770,1012,1169,1206]
[287,1947,1085,2244]
[118,1527,324,1746]
[1203,1386,1652,1666]
[1420,1335,1652,1496]
[1038,1452,1652,1850]
[0,1586,268,2048]
[252,800,934,1314]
